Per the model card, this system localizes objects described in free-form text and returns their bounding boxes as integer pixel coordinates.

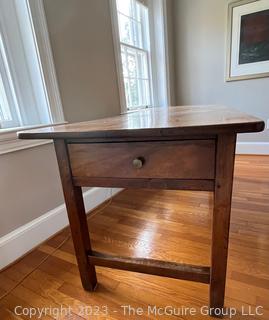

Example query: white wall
[172,0,269,142]
[0,143,63,236]
[43,0,121,122]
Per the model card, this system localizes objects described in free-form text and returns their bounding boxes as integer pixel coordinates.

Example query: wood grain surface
[89,251,210,284]
[18,106,264,140]
[0,155,268,319]
[210,134,236,311]
[54,140,97,291]
[68,140,215,180]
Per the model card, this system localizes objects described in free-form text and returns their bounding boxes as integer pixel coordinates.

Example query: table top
[18,106,264,140]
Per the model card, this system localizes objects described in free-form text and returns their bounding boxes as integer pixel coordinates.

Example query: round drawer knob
[132,157,144,169]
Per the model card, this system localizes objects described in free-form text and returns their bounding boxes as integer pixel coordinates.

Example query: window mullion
[139,1,146,50]
[125,45,132,109]
[137,51,145,107]
[134,51,141,107]
[145,51,153,106]
[120,42,148,54]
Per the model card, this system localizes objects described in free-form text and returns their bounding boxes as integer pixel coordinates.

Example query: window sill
[0,122,67,155]
[121,105,164,115]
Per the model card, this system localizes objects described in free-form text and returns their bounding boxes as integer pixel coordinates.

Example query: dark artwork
[239,9,269,64]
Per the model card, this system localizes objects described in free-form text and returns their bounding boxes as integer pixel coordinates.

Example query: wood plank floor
[0,155,268,319]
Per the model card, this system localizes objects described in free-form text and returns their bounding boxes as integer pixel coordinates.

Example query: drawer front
[68,140,215,180]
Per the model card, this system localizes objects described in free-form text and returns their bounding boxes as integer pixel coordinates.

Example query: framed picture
[226,0,269,81]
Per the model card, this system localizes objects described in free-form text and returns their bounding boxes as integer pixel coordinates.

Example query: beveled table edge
[18,121,265,140]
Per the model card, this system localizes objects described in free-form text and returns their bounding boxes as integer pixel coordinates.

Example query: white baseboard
[236,142,269,155]
[0,187,121,270]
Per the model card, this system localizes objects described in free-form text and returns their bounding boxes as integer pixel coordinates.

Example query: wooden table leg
[210,133,236,315]
[54,139,97,291]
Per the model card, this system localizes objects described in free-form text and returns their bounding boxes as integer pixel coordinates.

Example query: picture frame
[226,0,269,81]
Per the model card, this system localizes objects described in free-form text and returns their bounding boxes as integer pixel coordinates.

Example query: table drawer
[68,140,215,180]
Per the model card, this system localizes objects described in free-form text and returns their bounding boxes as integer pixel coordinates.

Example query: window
[111,0,170,113]
[116,0,152,111]
[0,33,21,129]
[0,0,64,131]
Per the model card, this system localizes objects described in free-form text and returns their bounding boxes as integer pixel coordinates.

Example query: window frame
[110,0,171,114]
[0,0,65,155]
[117,0,153,111]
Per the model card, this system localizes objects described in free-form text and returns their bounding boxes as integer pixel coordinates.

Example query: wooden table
[19,106,264,315]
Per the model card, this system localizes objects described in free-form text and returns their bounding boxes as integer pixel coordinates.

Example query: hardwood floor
[0,155,268,319]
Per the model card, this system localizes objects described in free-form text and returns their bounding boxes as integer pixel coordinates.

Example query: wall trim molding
[0,187,121,270]
[236,142,269,155]
[28,0,65,123]
[0,121,67,155]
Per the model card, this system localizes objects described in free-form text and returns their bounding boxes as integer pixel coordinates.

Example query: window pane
[116,0,132,17]
[140,3,150,50]
[0,73,12,122]
[124,77,139,109]
[121,45,137,78]
[116,0,143,22]
[127,52,137,78]
[121,45,149,80]
[132,20,142,48]
[0,32,20,128]
[129,78,139,107]
[121,47,128,77]
[118,14,142,48]
[118,13,133,45]
[123,78,131,107]
[136,50,148,78]
[134,0,142,22]
[141,79,151,106]
[124,78,151,109]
